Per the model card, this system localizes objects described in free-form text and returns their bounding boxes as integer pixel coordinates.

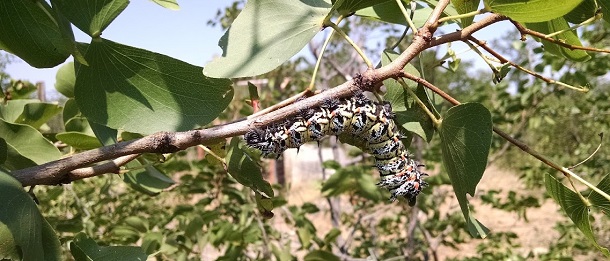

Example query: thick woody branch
[10,0,510,187]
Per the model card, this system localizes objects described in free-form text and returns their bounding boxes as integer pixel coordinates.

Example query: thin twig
[509,19,610,54]
[467,35,588,92]
[395,0,418,34]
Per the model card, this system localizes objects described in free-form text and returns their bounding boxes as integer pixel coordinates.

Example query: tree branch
[9,0,511,187]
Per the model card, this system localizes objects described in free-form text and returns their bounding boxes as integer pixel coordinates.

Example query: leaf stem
[395,0,418,34]
[310,16,344,90]
[545,15,599,38]
[563,167,610,204]
[397,77,441,127]
[325,21,373,68]
[199,145,226,164]
[437,9,487,24]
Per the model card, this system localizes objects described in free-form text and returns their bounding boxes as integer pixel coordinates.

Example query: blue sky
[4,1,513,99]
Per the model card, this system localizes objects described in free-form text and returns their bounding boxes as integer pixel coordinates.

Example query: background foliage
[1,0,610,260]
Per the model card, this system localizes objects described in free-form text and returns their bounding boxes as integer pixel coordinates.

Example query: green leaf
[356,2,433,27]
[14,103,62,129]
[563,0,597,24]
[203,0,332,78]
[439,103,492,238]
[225,138,274,197]
[123,161,175,196]
[0,0,73,68]
[588,174,610,219]
[0,119,61,169]
[0,170,62,261]
[52,0,129,37]
[451,0,480,26]
[304,250,340,261]
[62,98,80,124]
[381,50,435,142]
[55,62,76,98]
[600,0,610,24]
[333,0,392,16]
[545,174,610,257]
[74,39,234,134]
[56,132,103,150]
[89,121,118,146]
[0,139,6,165]
[526,17,590,62]
[485,0,584,23]
[150,0,179,10]
[70,232,147,261]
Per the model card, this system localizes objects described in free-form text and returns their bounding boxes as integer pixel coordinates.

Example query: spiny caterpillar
[245,93,428,205]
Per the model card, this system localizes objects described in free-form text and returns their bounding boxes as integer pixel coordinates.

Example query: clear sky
[4,1,513,99]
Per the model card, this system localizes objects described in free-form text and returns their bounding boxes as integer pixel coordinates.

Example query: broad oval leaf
[0,171,62,261]
[381,50,435,142]
[0,0,73,68]
[74,39,234,134]
[588,174,610,219]
[0,119,61,169]
[545,174,610,257]
[600,0,610,24]
[304,250,340,261]
[451,0,480,26]
[356,2,435,27]
[563,0,597,24]
[150,0,179,10]
[123,161,175,196]
[52,0,129,37]
[439,103,492,238]
[526,17,590,62]
[203,0,332,78]
[70,232,147,261]
[14,103,62,129]
[333,0,392,15]
[55,62,76,98]
[485,0,584,23]
[56,132,102,150]
[225,138,274,197]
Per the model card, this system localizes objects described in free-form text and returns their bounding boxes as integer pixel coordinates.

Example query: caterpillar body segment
[244,94,427,203]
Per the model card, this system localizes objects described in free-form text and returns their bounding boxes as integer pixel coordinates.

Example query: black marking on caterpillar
[244,94,427,205]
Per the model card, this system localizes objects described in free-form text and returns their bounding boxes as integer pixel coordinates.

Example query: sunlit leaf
[55,62,76,98]
[333,0,391,15]
[203,0,332,78]
[150,0,179,10]
[356,2,433,27]
[74,39,234,134]
[526,17,590,62]
[0,119,61,170]
[588,174,610,219]
[451,0,480,26]
[485,0,584,23]
[439,103,492,238]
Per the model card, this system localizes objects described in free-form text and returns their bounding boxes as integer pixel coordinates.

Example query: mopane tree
[1,0,609,260]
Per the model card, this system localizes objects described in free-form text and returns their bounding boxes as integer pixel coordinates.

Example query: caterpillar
[244,93,427,205]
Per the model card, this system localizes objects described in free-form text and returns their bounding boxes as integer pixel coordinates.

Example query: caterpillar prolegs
[244,93,428,205]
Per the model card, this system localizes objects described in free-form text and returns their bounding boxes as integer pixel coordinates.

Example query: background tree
[1,0,610,260]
